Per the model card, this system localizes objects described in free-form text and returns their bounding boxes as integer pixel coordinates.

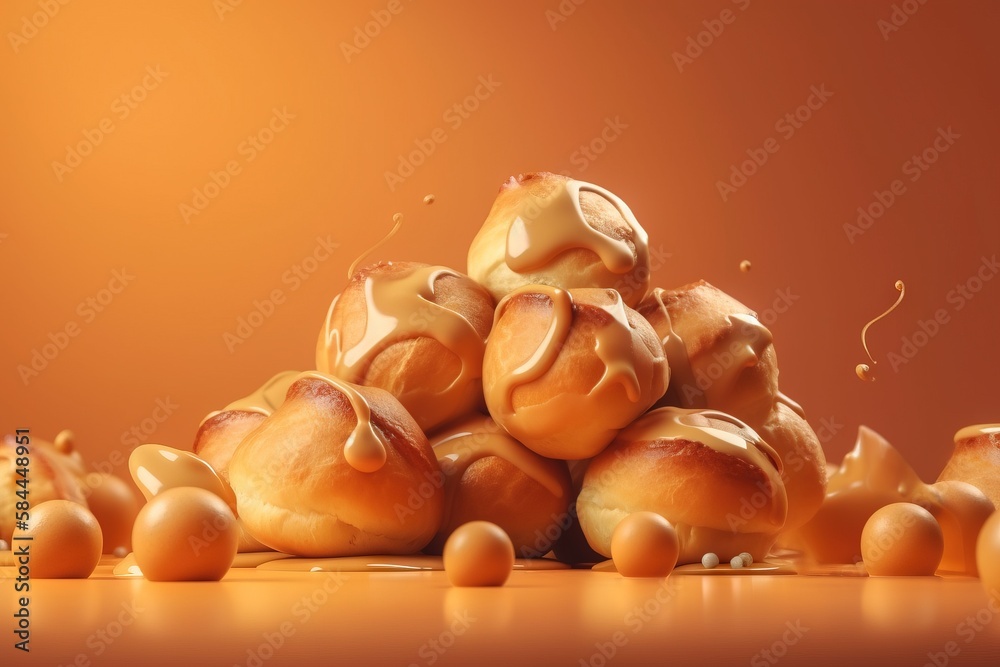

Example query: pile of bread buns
[5,172,997,578]
[184,170,840,566]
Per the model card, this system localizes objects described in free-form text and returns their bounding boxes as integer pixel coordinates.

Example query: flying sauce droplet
[856,280,905,382]
[347,213,404,279]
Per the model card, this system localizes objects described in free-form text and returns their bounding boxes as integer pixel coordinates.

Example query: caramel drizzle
[128,444,238,512]
[492,285,574,416]
[591,290,643,401]
[505,178,647,275]
[492,285,653,416]
[648,288,698,405]
[433,419,566,498]
[318,265,484,414]
[953,423,1000,443]
[221,371,300,415]
[296,371,388,473]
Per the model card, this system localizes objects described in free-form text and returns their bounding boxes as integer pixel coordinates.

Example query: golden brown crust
[937,432,1000,509]
[228,374,444,557]
[424,413,572,557]
[192,410,267,484]
[427,455,572,558]
[577,418,787,565]
[637,281,778,423]
[755,402,828,531]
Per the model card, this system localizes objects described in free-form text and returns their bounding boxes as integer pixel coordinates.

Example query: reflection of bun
[637,281,826,530]
[483,286,668,460]
[192,371,298,484]
[229,372,444,557]
[316,262,493,433]
[577,407,787,565]
[467,172,651,307]
[936,425,1000,509]
[425,414,572,558]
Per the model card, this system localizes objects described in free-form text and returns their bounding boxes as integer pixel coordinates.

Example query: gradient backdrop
[2,0,998,485]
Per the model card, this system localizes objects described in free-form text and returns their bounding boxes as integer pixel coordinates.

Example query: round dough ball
[83,474,140,554]
[861,503,943,576]
[443,521,515,587]
[976,510,1000,598]
[13,499,102,578]
[611,511,679,578]
[132,487,238,581]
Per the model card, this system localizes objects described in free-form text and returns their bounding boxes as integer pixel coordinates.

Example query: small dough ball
[132,487,238,581]
[928,481,995,576]
[83,474,141,554]
[13,500,102,578]
[861,503,943,576]
[443,521,514,587]
[977,510,1000,597]
[611,512,679,578]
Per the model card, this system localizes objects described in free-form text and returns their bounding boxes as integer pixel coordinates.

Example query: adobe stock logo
[7,0,72,53]
[51,66,169,182]
[715,84,833,202]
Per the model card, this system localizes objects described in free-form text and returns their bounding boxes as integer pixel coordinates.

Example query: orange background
[1,0,998,484]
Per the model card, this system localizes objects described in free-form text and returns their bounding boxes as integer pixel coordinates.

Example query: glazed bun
[425,414,573,558]
[228,372,444,557]
[467,172,651,308]
[483,286,669,460]
[637,281,778,424]
[192,370,298,484]
[936,425,1000,509]
[316,261,493,433]
[577,407,788,565]
[754,399,827,531]
[637,281,827,531]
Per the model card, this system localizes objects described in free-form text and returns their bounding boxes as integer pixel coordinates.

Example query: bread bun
[228,371,444,556]
[192,370,298,483]
[577,407,787,565]
[754,399,828,531]
[637,281,777,423]
[483,285,668,460]
[467,172,651,307]
[316,262,493,433]
[0,433,86,542]
[936,424,1000,509]
[425,414,572,558]
[637,282,827,530]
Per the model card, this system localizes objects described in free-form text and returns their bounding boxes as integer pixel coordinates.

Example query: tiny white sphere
[701,552,720,569]
[739,552,753,567]
[730,556,744,569]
